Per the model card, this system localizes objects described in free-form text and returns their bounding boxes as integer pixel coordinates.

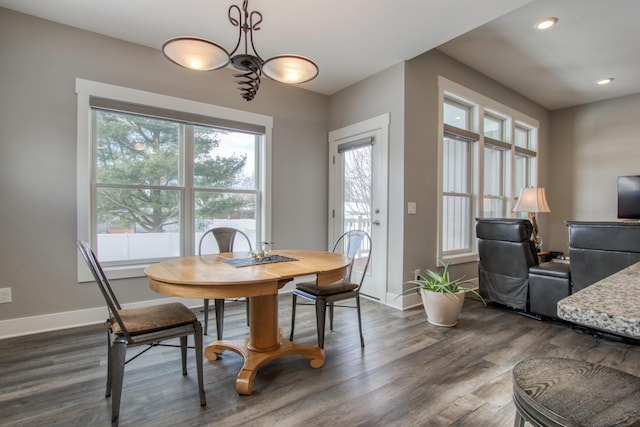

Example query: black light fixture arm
[228,0,264,100]
[228,1,264,61]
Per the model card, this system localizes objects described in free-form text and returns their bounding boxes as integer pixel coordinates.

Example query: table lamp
[513,187,551,250]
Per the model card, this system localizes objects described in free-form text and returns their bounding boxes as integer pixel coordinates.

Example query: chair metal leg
[203,299,210,335]
[329,302,335,331]
[214,299,225,340]
[356,295,364,347]
[246,298,250,326]
[315,297,327,349]
[290,293,297,341]
[514,411,526,427]
[180,336,188,375]
[105,331,112,397]
[110,337,127,426]
[193,322,206,406]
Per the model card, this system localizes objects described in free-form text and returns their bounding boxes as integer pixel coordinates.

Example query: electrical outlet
[0,287,11,303]
[414,269,421,280]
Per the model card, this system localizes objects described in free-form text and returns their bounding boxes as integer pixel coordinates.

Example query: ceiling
[1,0,638,110]
[438,0,640,110]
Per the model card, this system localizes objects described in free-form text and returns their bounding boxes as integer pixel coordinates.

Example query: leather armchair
[566,221,640,292]
[476,218,571,318]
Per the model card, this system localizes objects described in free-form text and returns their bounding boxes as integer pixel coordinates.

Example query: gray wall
[328,63,406,297]
[547,92,640,252]
[0,8,329,321]
[404,49,551,290]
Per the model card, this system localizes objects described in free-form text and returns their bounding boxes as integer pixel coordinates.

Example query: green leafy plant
[401,261,485,303]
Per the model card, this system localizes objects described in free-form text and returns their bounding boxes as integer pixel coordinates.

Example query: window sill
[78,261,149,283]
[441,252,478,265]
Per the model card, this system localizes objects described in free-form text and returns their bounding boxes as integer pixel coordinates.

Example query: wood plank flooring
[1,295,639,427]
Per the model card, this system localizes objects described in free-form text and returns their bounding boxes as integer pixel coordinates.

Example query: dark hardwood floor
[1,295,639,427]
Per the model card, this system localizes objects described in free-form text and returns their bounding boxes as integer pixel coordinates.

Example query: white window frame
[76,79,273,281]
[437,77,539,264]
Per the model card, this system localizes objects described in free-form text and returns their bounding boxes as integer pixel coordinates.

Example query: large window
[438,78,539,263]
[77,79,272,280]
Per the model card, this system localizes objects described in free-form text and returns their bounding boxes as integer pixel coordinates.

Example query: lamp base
[528,212,543,251]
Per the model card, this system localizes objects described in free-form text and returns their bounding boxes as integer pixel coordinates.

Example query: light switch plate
[0,287,11,304]
[408,202,417,215]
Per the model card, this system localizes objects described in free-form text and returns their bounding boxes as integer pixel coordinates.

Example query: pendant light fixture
[162,0,319,101]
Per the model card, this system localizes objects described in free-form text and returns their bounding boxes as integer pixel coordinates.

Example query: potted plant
[402,261,485,327]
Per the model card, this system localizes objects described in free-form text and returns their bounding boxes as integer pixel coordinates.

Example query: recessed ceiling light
[536,17,558,30]
[596,77,615,85]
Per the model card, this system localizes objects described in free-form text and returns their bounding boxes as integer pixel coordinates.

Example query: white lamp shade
[162,37,230,71]
[513,187,551,213]
[262,55,319,84]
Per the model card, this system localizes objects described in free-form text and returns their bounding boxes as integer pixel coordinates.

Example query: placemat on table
[223,254,298,268]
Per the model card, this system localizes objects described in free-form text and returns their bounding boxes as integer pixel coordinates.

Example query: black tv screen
[618,176,640,219]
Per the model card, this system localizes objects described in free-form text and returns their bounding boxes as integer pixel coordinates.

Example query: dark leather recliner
[566,221,640,292]
[476,218,571,318]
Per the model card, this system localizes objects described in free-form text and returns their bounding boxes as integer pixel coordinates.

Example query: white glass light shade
[513,187,551,213]
[262,55,319,84]
[162,37,230,71]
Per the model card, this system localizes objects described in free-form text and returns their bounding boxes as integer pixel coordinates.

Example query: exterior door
[328,114,388,302]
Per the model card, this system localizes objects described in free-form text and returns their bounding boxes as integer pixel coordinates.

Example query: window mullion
[183,124,194,256]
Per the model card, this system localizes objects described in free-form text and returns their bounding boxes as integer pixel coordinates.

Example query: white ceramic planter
[420,289,465,327]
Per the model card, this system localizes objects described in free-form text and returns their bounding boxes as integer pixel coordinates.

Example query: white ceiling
[1,0,638,110]
[438,0,640,110]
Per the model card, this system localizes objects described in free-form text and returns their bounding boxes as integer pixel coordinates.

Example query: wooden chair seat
[296,280,358,296]
[110,303,197,336]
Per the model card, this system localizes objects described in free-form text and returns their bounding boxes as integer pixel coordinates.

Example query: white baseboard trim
[0,296,204,340]
[1,275,424,340]
[0,277,311,340]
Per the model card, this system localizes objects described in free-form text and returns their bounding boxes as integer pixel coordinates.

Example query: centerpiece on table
[251,242,273,262]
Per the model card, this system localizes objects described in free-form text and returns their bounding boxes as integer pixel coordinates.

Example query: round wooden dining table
[144,249,350,395]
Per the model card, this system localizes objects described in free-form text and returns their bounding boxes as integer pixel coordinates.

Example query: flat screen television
[618,176,640,219]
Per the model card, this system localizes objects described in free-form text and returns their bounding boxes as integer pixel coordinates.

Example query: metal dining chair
[77,241,205,426]
[290,230,372,348]
[198,227,252,338]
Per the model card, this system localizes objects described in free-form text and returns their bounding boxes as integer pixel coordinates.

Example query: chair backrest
[566,220,640,292]
[332,230,372,288]
[198,227,253,255]
[475,218,538,310]
[77,241,133,342]
[476,218,539,275]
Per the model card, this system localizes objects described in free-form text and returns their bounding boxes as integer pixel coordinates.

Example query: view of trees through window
[93,109,258,262]
[343,145,372,229]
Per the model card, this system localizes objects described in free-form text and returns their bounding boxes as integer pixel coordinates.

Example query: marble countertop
[558,262,640,338]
